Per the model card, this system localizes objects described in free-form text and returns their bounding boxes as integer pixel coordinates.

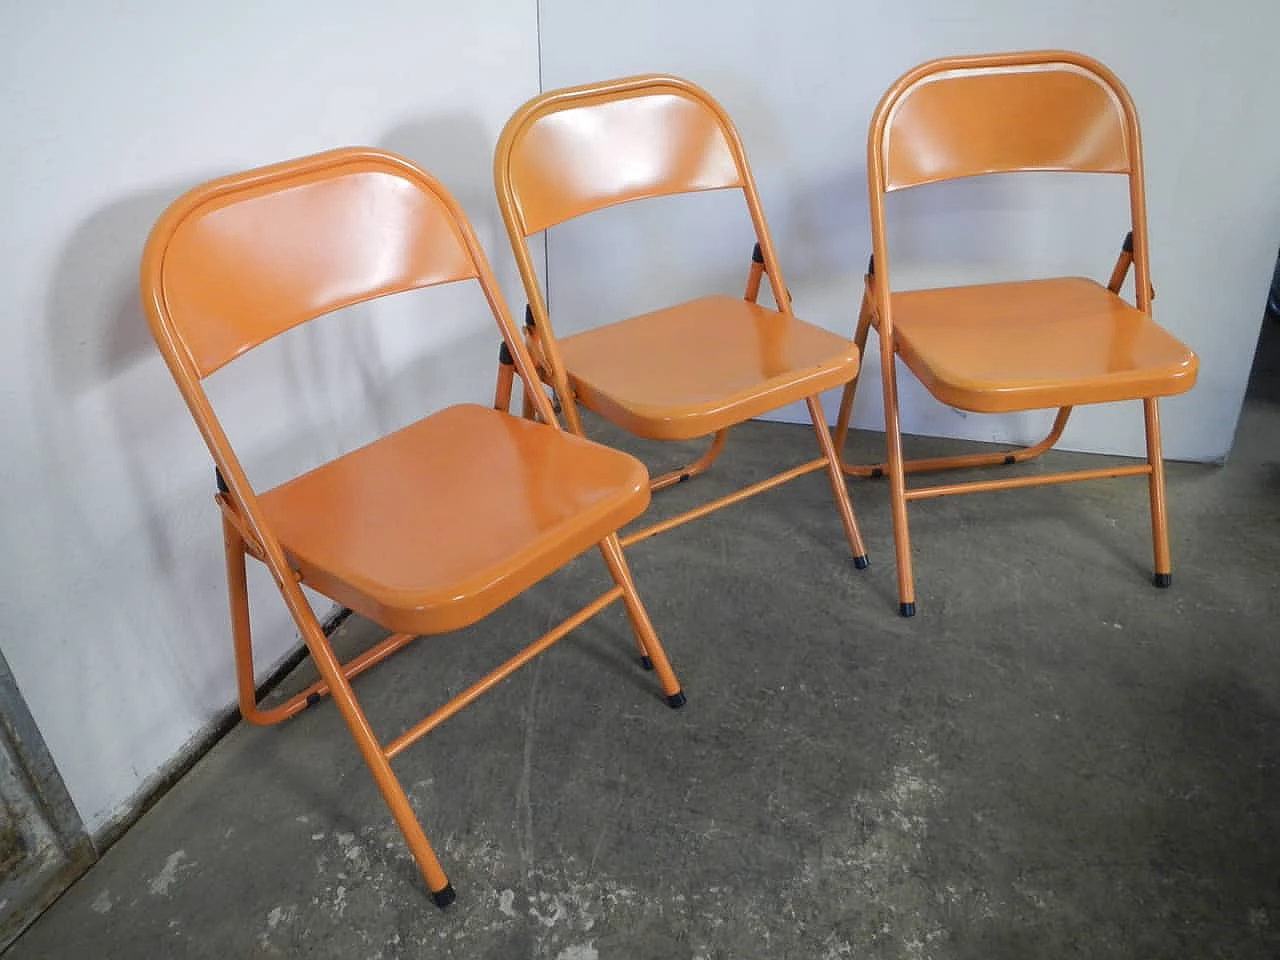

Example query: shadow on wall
[381,113,508,262]
[380,113,534,408]
[36,175,384,726]
[36,177,249,721]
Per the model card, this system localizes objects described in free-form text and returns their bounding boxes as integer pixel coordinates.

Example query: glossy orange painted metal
[494,75,868,562]
[840,50,1200,615]
[141,147,685,906]
[879,62,1131,190]
[258,404,651,635]
[890,278,1197,413]
[558,295,861,440]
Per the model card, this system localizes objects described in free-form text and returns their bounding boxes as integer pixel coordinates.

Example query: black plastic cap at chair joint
[1122,231,1134,254]
[639,655,654,671]
[431,884,457,909]
[215,467,229,495]
[751,241,764,264]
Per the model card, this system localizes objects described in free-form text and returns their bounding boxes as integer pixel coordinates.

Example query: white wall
[537,0,1280,462]
[0,1,540,833]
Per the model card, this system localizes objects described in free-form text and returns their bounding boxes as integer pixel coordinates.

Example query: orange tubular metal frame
[142,148,686,909]
[832,50,1198,616]
[491,75,868,566]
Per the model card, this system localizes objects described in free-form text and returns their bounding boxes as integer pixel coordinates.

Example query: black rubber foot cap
[1153,572,1172,588]
[853,555,870,570]
[899,602,916,618]
[431,884,456,909]
[639,655,654,671]
[666,691,687,709]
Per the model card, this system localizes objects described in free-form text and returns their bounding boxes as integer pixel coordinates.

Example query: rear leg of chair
[650,429,730,492]
[224,515,315,727]
[833,270,877,460]
[223,514,417,725]
[805,396,869,568]
[597,534,686,708]
[225,519,271,724]
[1144,398,1173,587]
[494,341,516,414]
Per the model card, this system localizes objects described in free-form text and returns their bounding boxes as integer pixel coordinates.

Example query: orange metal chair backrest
[142,147,554,579]
[496,74,750,237]
[868,50,1152,318]
[147,148,499,379]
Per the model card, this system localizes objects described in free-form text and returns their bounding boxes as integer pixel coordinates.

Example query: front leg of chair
[597,534,686,708]
[1144,398,1173,587]
[293,610,456,907]
[806,396,869,568]
[881,352,916,617]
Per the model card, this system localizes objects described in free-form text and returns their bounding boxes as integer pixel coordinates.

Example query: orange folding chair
[491,75,870,565]
[140,147,686,906]
[830,50,1199,616]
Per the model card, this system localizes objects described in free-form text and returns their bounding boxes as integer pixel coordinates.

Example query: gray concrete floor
[11,325,1280,958]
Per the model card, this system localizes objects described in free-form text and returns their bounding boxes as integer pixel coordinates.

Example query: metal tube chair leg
[1145,398,1173,587]
[224,508,417,726]
[224,497,459,904]
[494,341,516,413]
[832,277,877,459]
[745,243,868,566]
[649,430,730,492]
[292,611,457,907]
[598,534,686,706]
[225,521,266,724]
[807,397,869,565]
[880,341,917,617]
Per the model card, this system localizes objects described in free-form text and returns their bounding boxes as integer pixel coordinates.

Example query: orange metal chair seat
[558,295,860,440]
[259,404,651,636]
[890,278,1198,413]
